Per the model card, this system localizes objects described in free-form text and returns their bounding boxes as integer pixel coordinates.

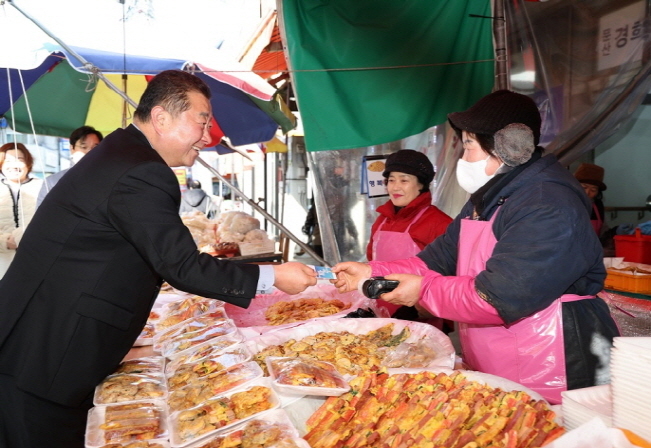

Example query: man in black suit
[0,70,316,448]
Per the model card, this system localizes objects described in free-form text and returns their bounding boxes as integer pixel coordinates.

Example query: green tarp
[280,0,495,152]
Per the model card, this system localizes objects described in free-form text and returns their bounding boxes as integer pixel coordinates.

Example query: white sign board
[597,2,646,71]
[362,156,389,198]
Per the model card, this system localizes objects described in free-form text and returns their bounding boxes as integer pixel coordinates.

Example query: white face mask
[456,156,496,194]
[70,151,85,165]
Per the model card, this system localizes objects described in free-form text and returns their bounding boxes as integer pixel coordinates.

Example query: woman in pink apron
[333,90,619,403]
[367,150,452,316]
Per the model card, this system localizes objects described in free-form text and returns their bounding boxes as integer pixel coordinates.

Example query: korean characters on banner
[361,155,389,198]
[598,1,646,71]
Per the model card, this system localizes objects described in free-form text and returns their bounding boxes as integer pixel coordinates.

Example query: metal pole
[493,0,509,91]
[8,0,138,108]
[196,156,329,266]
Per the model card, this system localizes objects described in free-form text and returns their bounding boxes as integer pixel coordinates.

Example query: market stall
[88,284,651,448]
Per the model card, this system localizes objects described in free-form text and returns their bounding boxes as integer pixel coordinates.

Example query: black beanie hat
[382,149,435,186]
[447,90,542,145]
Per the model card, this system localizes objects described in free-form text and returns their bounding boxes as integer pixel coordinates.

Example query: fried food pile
[304,370,565,448]
[168,362,262,412]
[611,265,651,275]
[253,323,410,376]
[156,296,224,331]
[173,386,273,442]
[269,358,347,389]
[96,374,166,404]
[190,417,303,448]
[113,358,163,377]
[100,442,165,448]
[164,336,243,376]
[265,297,350,326]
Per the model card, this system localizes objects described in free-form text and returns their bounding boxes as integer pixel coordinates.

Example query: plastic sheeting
[600,290,651,337]
[505,0,651,165]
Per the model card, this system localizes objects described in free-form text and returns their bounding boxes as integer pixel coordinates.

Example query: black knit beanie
[448,90,542,145]
[382,149,435,186]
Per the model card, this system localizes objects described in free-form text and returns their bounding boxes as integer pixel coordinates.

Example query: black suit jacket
[0,125,259,406]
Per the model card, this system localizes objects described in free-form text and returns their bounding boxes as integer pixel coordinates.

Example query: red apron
[457,209,592,404]
[590,202,603,235]
[372,207,429,314]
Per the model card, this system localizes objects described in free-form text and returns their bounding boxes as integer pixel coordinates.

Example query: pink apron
[457,209,593,404]
[590,203,603,235]
[373,207,429,314]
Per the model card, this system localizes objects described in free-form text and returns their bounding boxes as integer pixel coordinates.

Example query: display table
[103,289,651,448]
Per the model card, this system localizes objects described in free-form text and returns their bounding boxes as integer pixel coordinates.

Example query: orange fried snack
[265,297,349,326]
[304,370,565,448]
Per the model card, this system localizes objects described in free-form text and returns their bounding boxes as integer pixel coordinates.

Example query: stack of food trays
[153,311,234,358]
[158,335,282,446]
[162,335,284,446]
[164,335,246,376]
[180,408,309,448]
[155,296,226,333]
[168,377,281,447]
[87,357,170,448]
[166,361,263,412]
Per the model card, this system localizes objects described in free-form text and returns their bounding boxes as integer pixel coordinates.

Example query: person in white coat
[0,143,43,278]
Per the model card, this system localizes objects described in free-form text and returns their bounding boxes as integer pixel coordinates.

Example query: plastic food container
[153,311,230,352]
[112,356,166,377]
[181,408,304,448]
[164,335,245,376]
[85,400,168,448]
[160,322,238,358]
[168,377,280,447]
[605,269,651,294]
[135,322,157,347]
[165,345,251,379]
[155,297,226,333]
[94,373,168,406]
[167,353,255,392]
[267,357,349,397]
[167,361,264,412]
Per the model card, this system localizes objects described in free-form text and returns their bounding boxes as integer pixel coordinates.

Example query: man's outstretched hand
[273,262,318,295]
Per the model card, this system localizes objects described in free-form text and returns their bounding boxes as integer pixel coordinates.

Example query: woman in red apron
[333,90,619,403]
[367,150,452,316]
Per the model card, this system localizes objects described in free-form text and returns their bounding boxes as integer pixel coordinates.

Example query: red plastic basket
[614,228,651,264]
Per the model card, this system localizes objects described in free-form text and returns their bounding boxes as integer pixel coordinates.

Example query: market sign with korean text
[597,1,646,72]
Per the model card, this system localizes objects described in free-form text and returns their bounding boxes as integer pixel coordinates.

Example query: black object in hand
[343,308,376,318]
[361,277,400,299]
